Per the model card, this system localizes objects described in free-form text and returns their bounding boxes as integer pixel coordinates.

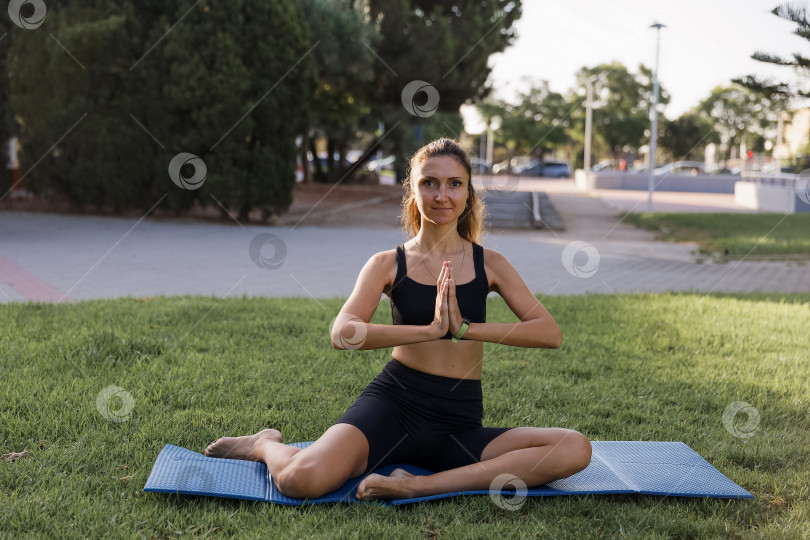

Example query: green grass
[2,294,809,539]
[622,212,810,260]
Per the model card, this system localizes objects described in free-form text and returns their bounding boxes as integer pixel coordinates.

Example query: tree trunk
[301,133,311,184]
[338,142,347,181]
[347,136,383,174]
[326,137,336,182]
[309,137,323,182]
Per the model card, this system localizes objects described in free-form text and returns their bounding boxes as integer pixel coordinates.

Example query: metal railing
[531,191,542,224]
[739,171,799,188]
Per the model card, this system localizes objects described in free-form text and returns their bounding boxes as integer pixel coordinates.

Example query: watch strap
[451,317,470,343]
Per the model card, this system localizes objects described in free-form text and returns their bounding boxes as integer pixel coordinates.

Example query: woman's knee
[274,457,335,499]
[273,424,370,498]
[561,430,592,475]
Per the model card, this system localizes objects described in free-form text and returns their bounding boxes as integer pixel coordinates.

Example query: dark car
[470,157,492,174]
[514,160,571,178]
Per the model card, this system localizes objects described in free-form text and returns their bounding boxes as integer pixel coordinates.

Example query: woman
[205,138,591,500]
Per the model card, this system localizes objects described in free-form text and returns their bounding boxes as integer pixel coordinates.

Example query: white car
[654,161,705,176]
[367,155,395,171]
[492,156,532,175]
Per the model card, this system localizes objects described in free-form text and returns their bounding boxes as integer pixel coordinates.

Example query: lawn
[2,294,809,538]
[621,212,810,260]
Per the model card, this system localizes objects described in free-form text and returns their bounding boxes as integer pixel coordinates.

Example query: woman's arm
[330,252,452,350]
[332,317,438,350]
[453,249,561,349]
[463,318,560,349]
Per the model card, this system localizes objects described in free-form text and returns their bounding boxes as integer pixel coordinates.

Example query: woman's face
[411,155,470,225]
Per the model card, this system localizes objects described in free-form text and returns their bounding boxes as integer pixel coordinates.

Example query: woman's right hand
[429,262,451,339]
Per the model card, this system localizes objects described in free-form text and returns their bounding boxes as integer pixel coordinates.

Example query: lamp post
[775,111,784,172]
[479,128,486,172]
[486,116,501,170]
[647,22,666,212]
[584,75,597,172]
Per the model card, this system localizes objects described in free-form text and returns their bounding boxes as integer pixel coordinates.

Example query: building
[774,106,810,162]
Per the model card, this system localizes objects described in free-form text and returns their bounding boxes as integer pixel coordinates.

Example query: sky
[462,0,806,132]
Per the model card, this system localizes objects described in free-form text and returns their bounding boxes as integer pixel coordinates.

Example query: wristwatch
[451,317,470,343]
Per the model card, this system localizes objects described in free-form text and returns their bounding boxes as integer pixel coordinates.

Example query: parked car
[470,157,491,174]
[366,155,395,171]
[654,161,705,176]
[296,152,356,181]
[492,156,532,175]
[712,166,742,175]
[591,160,615,172]
[514,160,571,178]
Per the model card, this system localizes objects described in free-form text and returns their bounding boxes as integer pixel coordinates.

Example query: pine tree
[734,3,806,100]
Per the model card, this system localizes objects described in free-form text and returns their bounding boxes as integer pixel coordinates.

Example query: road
[1,179,808,303]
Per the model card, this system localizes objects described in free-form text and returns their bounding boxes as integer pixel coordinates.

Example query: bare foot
[356,471,417,500]
[204,428,282,461]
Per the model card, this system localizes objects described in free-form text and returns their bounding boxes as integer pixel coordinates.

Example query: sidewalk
[1,182,808,303]
[594,188,753,214]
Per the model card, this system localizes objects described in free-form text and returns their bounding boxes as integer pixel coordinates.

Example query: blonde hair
[400,138,486,244]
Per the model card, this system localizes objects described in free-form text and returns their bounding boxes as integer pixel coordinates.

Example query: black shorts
[335,358,513,475]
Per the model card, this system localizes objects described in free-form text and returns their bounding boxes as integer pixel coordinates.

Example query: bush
[6,0,314,218]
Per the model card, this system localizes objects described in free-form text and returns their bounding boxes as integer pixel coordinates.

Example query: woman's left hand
[446,263,464,336]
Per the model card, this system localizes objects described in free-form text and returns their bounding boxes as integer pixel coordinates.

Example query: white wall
[734,182,796,213]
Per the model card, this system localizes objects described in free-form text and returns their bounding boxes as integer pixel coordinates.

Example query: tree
[365,1,521,111]
[301,0,378,183]
[694,85,777,163]
[7,0,315,220]
[0,13,14,194]
[658,113,718,161]
[349,0,524,180]
[734,3,808,100]
[7,4,140,208]
[479,79,570,165]
[574,62,670,162]
[164,1,315,220]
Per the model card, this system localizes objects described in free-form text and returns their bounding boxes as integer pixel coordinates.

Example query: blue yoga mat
[143,441,753,505]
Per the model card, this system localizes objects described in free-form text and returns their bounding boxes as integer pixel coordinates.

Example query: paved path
[1,183,808,303]
[593,187,753,214]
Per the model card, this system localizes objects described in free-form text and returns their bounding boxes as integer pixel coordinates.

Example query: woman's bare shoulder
[481,247,510,293]
[367,248,399,297]
[481,246,508,267]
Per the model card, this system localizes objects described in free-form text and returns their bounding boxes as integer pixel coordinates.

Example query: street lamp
[486,116,501,170]
[584,75,598,172]
[648,22,666,212]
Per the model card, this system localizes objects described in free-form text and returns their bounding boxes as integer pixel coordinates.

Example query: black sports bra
[390,242,488,339]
